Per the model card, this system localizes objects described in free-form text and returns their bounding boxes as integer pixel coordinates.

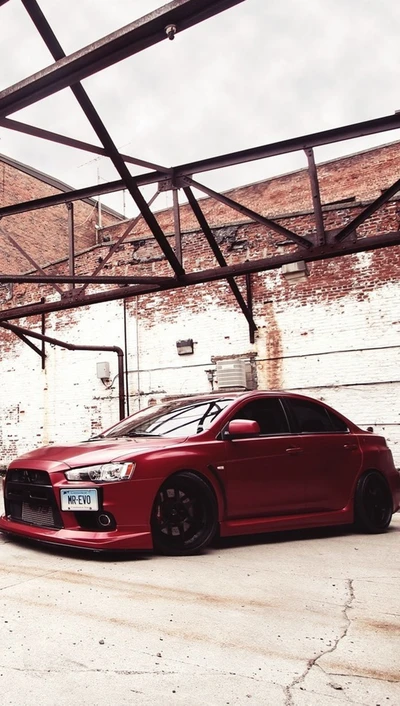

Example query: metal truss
[0,0,400,345]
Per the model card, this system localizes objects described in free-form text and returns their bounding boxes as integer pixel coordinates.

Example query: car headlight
[65,462,135,483]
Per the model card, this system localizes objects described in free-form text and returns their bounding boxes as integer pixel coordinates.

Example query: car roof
[160,390,318,405]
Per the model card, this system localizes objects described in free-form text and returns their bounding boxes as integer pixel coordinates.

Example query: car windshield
[100,397,235,438]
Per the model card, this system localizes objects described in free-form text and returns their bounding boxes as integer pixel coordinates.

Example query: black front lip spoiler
[1,529,153,558]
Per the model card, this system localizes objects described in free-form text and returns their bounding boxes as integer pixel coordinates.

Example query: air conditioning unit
[216,359,247,390]
[281,260,309,282]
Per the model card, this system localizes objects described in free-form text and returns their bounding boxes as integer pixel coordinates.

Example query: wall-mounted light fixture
[176,339,194,355]
[281,261,310,283]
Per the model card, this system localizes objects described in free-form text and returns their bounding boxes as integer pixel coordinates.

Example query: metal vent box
[216,359,247,389]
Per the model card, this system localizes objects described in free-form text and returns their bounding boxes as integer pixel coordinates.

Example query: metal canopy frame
[0,0,400,343]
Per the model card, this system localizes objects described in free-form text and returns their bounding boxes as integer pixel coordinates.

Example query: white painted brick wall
[1,280,400,468]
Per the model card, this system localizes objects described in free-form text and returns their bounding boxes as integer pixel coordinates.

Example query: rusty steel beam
[21,0,185,279]
[1,230,399,322]
[67,202,75,290]
[0,274,174,285]
[245,274,255,344]
[1,228,64,297]
[172,189,182,263]
[0,117,171,174]
[184,185,257,334]
[176,113,400,176]
[305,148,325,246]
[0,0,245,118]
[0,177,135,217]
[82,190,160,292]
[1,113,400,220]
[9,329,44,359]
[183,177,314,249]
[335,176,400,242]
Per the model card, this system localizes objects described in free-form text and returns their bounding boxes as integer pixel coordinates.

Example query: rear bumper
[0,515,153,551]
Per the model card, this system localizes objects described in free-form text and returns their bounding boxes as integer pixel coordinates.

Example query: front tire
[355,471,393,533]
[151,471,218,556]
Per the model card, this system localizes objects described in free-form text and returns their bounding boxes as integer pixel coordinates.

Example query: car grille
[5,469,63,529]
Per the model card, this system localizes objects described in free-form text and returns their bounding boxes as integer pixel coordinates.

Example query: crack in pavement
[0,660,280,687]
[284,578,355,706]
[0,666,179,676]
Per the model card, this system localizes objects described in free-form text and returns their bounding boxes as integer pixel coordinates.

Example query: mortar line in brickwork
[258,343,400,362]
[288,379,400,391]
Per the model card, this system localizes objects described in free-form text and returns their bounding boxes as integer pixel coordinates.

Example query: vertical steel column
[123,300,130,417]
[305,148,326,246]
[67,202,75,289]
[41,297,46,369]
[245,274,255,344]
[172,189,182,263]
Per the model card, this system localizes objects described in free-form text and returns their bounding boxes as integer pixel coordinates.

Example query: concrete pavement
[0,486,399,705]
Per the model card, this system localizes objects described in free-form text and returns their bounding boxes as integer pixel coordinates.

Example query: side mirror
[223,418,261,439]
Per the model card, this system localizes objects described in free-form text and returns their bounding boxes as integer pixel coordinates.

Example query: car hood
[9,436,185,471]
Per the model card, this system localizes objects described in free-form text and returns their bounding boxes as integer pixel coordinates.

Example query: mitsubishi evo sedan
[0,391,399,555]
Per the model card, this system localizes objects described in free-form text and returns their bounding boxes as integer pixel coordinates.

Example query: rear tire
[151,471,218,556]
[355,471,393,533]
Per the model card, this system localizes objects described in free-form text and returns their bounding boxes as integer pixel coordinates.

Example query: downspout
[1,322,125,420]
[123,299,130,416]
[136,298,141,410]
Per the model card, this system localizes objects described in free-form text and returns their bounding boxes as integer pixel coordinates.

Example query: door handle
[286,447,304,455]
[343,444,358,451]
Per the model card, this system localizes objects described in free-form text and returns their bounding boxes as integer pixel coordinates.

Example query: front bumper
[0,467,158,552]
[0,514,153,551]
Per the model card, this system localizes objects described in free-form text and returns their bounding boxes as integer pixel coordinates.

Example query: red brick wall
[100,141,400,241]
[0,159,122,274]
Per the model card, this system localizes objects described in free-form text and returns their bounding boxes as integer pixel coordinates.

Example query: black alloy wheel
[355,470,393,533]
[151,471,218,555]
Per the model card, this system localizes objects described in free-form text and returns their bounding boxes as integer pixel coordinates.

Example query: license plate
[60,488,99,511]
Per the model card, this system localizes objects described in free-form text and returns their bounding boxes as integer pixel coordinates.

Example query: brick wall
[0,155,122,273]
[1,142,400,467]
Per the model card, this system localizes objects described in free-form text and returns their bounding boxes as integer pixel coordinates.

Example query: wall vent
[216,359,247,390]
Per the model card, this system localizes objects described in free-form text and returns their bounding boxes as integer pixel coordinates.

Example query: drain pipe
[1,322,125,420]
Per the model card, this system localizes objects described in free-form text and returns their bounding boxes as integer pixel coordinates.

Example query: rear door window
[285,398,334,433]
[328,410,349,432]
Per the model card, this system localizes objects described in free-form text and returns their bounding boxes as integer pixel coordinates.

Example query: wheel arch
[354,468,393,533]
[356,467,390,484]
[151,467,225,521]
[352,467,388,494]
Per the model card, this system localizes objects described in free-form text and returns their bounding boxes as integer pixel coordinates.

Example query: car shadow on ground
[1,522,398,562]
[211,522,399,551]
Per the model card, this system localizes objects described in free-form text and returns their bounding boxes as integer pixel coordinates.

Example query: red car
[1,391,399,555]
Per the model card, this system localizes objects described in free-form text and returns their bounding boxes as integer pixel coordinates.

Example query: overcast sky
[0,0,399,216]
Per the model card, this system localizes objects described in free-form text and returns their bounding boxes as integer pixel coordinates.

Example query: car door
[221,396,307,519]
[283,397,363,512]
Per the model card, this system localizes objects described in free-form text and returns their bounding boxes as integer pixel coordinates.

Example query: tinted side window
[328,410,349,432]
[232,398,289,435]
[288,399,334,433]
